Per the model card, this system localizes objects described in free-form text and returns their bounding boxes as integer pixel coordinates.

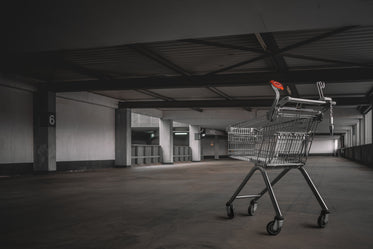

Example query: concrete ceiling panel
[3,1,373,52]
[149,88,222,100]
[94,90,157,101]
[216,85,274,98]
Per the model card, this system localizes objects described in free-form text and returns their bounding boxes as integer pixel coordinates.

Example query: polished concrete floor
[1,157,373,249]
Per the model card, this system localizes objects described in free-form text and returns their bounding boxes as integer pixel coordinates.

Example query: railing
[132,145,161,165]
[339,143,373,166]
[174,146,192,162]
[131,145,192,165]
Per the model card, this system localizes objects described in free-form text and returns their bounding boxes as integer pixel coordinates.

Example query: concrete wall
[309,137,336,155]
[202,136,228,157]
[132,113,159,128]
[56,97,115,161]
[0,84,117,167]
[0,85,33,163]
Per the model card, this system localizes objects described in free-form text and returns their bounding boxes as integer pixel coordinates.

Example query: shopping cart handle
[278,96,335,107]
[270,80,284,90]
[268,81,336,123]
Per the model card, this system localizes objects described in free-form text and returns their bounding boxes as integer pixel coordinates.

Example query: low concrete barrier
[339,144,373,167]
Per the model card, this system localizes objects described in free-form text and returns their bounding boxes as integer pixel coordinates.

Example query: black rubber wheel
[318,215,328,228]
[266,220,281,235]
[226,204,234,219]
[248,201,257,216]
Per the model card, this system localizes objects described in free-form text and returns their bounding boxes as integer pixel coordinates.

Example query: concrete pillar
[366,110,372,144]
[359,118,365,145]
[33,88,56,172]
[115,108,131,167]
[159,119,173,164]
[355,123,360,146]
[349,127,354,147]
[214,135,219,160]
[345,131,350,148]
[340,135,344,149]
[369,109,373,143]
[189,125,201,162]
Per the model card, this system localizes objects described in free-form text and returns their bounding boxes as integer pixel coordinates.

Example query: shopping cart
[225,80,335,235]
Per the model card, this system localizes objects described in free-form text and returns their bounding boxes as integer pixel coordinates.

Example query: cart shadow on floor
[301,222,320,229]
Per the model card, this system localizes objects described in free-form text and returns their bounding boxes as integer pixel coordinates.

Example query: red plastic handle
[270,80,284,90]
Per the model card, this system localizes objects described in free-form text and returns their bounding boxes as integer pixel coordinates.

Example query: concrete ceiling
[1,1,373,134]
[2,0,373,52]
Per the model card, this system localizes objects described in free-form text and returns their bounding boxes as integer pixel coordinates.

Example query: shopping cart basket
[225,81,335,235]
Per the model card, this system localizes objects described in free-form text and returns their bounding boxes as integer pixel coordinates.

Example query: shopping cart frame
[225,81,334,235]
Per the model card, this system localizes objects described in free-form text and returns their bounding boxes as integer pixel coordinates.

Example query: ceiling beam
[136,89,174,101]
[206,87,233,100]
[129,44,192,77]
[281,53,373,68]
[208,26,358,75]
[255,33,300,97]
[129,44,206,112]
[129,43,239,102]
[182,38,373,69]
[204,86,253,112]
[49,67,373,92]
[135,89,202,112]
[181,39,265,54]
[119,96,368,109]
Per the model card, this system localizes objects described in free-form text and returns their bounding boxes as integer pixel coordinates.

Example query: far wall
[0,84,117,165]
[202,136,228,157]
[309,137,337,155]
[56,97,115,161]
[0,85,33,163]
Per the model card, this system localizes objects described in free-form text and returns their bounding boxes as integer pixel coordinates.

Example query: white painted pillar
[345,131,350,148]
[214,135,219,160]
[355,123,360,146]
[359,118,365,145]
[349,127,354,147]
[189,125,201,162]
[159,119,173,164]
[366,110,373,144]
[115,108,132,167]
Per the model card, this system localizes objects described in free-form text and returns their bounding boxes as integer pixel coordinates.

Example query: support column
[214,135,219,160]
[33,88,56,172]
[355,123,360,146]
[349,127,353,147]
[159,119,173,164]
[115,108,131,167]
[359,118,365,145]
[345,130,351,148]
[189,125,201,162]
[371,109,373,144]
[365,110,372,144]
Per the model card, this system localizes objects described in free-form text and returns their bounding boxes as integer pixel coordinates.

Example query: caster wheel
[266,220,282,235]
[226,204,234,219]
[248,201,258,216]
[318,214,329,228]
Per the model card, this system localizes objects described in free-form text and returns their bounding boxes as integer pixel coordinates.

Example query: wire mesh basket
[228,116,320,167]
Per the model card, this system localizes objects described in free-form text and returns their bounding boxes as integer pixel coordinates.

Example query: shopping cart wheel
[317,211,329,228]
[226,204,235,219]
[266,219,283,235]
[248,201,258,216]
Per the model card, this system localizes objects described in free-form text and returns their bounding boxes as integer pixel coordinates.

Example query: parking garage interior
[1,1,373,248]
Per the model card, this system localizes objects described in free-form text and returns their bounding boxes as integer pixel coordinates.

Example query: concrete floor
[1,157,373,249]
